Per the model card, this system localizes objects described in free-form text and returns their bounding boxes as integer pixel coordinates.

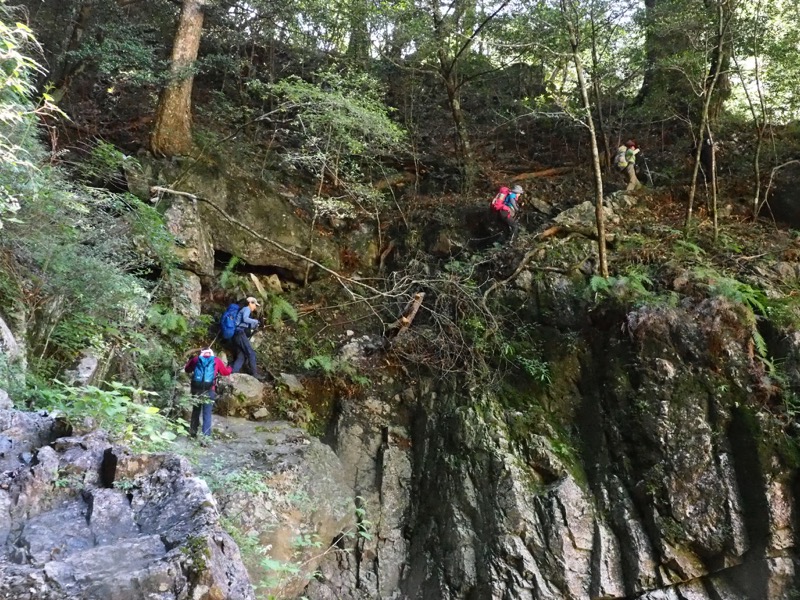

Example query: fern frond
[752,329,768,361]
[270,296,299,326]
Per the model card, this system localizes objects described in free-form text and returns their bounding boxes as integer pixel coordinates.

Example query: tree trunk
[685,0,729,231]
[150,0,207,157]
[706,0,733,121]
[345,0,370,67]
[636,0,659,105]
[589,12,610,172]
[441,68,477,186]
[561,0,608,278]
[50,0,94,101]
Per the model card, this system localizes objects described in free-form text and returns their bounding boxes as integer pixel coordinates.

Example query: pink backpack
[490,186,510,211]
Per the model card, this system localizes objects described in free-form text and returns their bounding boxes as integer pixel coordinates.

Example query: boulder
[553,199,620,228]
[0,315,20,361]
[63,351,101,386]
[215,373,266,417]
[163,197,215,278]
[169,268,203,318]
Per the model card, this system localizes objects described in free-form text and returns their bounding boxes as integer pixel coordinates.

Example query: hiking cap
[200,348,214,357]
[246,296,261,307]
[512,185,524,194]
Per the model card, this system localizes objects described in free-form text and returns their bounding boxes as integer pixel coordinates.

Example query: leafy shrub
[34,381,186,452]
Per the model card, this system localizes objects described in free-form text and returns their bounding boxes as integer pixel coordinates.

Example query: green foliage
[207,467,271,495]
[0,10,57,227]
[689,267,772,360]
[75,140,138,185]
[112,478,137,492]
[673,238,707,259]
[0,87,191,397]
[517,356,552,384]
[696,268,768,316]
[54,470,84,490]
[219,256,248,295]
[180,536,211,575]
[302,354,367,386]
[147,305,190,337]
[269,295,299,328]
[588,267,656,306]
[260,70,406,215]
[33,381,186,452]
[64,15,164,89]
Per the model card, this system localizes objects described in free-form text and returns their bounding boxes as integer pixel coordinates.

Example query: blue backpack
[220,303,240,340]
[192,355,216,391]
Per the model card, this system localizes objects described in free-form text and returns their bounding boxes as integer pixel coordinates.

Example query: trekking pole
[643,158,654,187]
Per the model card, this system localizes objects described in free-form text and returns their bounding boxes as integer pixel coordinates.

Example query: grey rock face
[0,405,254,600]
[62,350,101,386]
[163,196,216,278]
[0,315,20,361]
[153,159,341,280]
[306,297,799,600]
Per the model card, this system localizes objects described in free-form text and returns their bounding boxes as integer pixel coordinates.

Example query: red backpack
[490,187,510,211]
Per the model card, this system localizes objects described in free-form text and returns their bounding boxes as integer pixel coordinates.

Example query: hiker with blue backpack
[184,347,232,438]
[490,184,523,243]
[223,296,262,378]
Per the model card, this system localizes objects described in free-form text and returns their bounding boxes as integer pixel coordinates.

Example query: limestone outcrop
[184,417,356,599]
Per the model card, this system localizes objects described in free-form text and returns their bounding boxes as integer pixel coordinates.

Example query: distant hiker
[184,347,232,438]
[490,184,523,242]
[231,296,262,378]
[614,140,642,191]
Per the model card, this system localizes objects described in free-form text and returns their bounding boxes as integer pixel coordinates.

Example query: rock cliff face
[305,290,800,599]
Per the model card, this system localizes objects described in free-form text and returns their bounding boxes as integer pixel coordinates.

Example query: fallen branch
[150,186,385,299]
[511,166,572,181]
[387,292,425,338]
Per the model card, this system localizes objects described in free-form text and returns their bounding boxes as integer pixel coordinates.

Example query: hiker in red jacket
[490,184,523,243]
[184,347,232,438]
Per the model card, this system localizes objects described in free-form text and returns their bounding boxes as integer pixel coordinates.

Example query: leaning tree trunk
[561,0,608,278]
[150,0,207,157]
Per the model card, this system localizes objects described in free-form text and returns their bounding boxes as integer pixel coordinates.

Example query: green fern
[302,354,336,374]
[589,275,613,294]
[674,238,707,257]
[270,295,298,327]
[219,256,243,291]
[752,328,768,360]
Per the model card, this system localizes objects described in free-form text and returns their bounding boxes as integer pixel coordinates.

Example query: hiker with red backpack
[490,184,524,243]
[184,347,232,438]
